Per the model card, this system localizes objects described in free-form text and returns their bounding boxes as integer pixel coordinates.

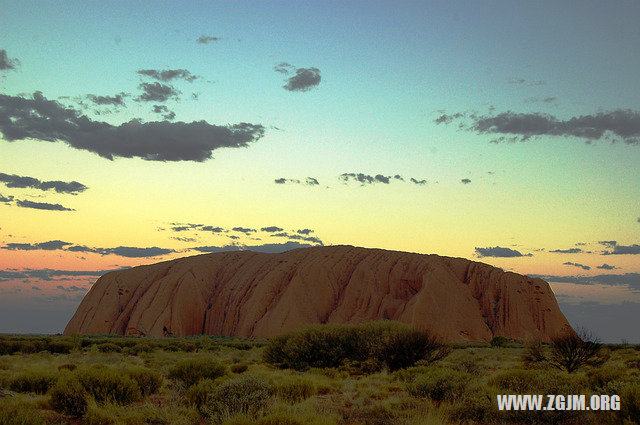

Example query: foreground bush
[168,358,226,387]
[0,397,45,425]
[273,377,317,403]
[406,369,470,401]
[263,321,448,372]
[76,368,141,405]
[126,367,163,396]
[549,328,603,373]
[202,375,272,419]
[9,371,57,394]
[49,376,88,417]
[618,383,640,423]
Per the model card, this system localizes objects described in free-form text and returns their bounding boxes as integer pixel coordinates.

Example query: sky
[1,1,639,341]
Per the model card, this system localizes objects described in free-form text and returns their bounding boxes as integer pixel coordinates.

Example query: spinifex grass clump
[263,320,449,372]
[168,358,226,387]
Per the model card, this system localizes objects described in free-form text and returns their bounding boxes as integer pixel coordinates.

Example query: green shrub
[406,369,470,401]
[76,368,141,405]
[46,340,75,354]
[49,376,88,417]
[273,377,316,403]
[58,363,77,372]
[257,414,304,425]
[617,383,640,423]
[263,321,448,372]
[96,343,122,353]
[186,378,218,416]
[488,368,589,395]
[0,397,45,425]
[231,364,248,374]
[490,336,511,347]
[126,367,162,396]
[202,375,272,419]
[9,371,57,394]
[168,358,226,387]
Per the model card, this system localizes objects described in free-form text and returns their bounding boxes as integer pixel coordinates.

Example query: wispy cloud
[0,172,87,194]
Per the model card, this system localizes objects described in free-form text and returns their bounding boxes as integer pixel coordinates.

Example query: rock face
[65,245,573,342]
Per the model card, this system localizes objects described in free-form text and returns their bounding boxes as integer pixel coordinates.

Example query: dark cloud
[274,177,319,186]
[508,78,545,86]
[393,175,404,182]
[0,49,19,71]
[1,239,173,258]
[197,35,221,44]
[0,267,122,282]
[531,272,640,292]
[475,246,531,258]
[232,227,256,235]
[600,241,640,255]
[138,69,198,82]
[281,67,322,92]
[524,96,557,104]
[410,178,427,185]
[597,264,619,270]
[0,172,87,194]
[137,82,180,102]
[0,92,265,162]
[192,241,314,254]
[434,112,464,125]
[296,229,313,235]
[436,109,640,145]
[201,226,225,233]
[563,261,591,271]
[56,285,87,293]
[152,105,176,120]
[270,232,322,245]
[550,248,583,254]
[261,226,284,233]
[15,199,74,211]
[273,62,293,74]
[171,236,197,242]
[87,92,127,106]
[339,173,394,185]
[0,193,13,203]
[461,178,471,184]
[3,240,70,251]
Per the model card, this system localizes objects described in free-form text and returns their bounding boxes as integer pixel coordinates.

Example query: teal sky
[1,1,639,340]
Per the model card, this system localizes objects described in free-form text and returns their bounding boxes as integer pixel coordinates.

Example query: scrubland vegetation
[0,322,638,425]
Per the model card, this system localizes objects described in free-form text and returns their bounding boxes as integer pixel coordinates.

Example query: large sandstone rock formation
[65,245,573,342]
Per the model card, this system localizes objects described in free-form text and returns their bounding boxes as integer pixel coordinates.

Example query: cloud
[138,69,198,82]
[550,248,583,254]
[524,96,557,104]
[232,227,256,235]
[410,178,427,185]
[475,246,531,258]
[136,82,180,102]
[0,92,265,162]
[296,229,313,235]
[15,199,74,211]
[0,49,19,71]
[0,193,13,203]
[196,35,221,44]
[3,240,70,251]
[274,177,319,186]
[436,109,640,145]
[192,241,314,254]
[1,239,173,258]
[87,92,127,106]
[563,261,591,271]
[56,285,88,292]
[597,264,619,270]
[270,232,322,245]
[201,226,225,233]
[531,272,640,292]
[339,173,394,185]
[279,66,321,92]
[0,172,87,194]
[461,178,471,184]
[152,105,176,120]
[0,267,124,282]
[600,241,640,255]
[261,226,284,233]
[508,78,545,86]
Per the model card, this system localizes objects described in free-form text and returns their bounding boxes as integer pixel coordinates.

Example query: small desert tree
[549,328,603,373]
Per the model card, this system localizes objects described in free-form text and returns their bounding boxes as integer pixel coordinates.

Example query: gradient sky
[1,1,639,341]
